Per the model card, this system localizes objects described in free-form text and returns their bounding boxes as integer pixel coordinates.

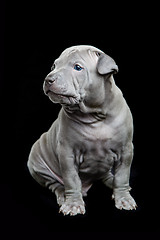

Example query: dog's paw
[59,199,85,216]
[113,190,137,210]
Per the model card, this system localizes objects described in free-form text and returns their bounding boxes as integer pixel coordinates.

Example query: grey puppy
[28,45,137,216]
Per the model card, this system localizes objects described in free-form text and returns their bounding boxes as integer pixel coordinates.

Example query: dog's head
[43,45,118,112]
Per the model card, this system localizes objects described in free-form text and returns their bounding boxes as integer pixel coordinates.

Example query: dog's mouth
[46,90,52,95]
[46,90,80,105]
[46,89,73,98]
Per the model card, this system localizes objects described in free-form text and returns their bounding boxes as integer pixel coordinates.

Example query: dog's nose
[45,77,55,85]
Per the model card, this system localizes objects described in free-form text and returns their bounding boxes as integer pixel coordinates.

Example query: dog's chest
[79,120,115,145]
[78,140,117,176]
[75,122,119,175]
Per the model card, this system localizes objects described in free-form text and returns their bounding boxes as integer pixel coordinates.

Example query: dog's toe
[59,200,85,216]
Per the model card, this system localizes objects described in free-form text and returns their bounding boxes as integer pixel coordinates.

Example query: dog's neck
[63,76,124,124]
[63,108,106,124]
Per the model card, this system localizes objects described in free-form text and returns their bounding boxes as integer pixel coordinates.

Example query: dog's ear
[96,53,118,75]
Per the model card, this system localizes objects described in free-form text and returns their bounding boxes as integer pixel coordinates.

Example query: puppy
[28,45,137,216]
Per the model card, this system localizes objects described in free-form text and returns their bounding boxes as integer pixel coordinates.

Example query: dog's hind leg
[27,150,65,206]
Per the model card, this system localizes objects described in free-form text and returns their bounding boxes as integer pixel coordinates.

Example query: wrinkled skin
[28,45,137,216]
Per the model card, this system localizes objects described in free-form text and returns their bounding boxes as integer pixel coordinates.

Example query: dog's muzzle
[43,75,57,95]
[43,74,81,106]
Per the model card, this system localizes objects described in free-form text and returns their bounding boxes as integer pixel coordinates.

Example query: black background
[2,0,159,239]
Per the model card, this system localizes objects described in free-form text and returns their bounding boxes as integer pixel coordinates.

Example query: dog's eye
[74,64,83,71]
[51,63,55,71]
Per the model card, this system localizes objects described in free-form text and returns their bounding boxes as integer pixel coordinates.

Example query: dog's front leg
[58,151,85,216]
[113,143,137,210]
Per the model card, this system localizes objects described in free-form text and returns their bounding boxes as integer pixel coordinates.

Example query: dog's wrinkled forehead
[57,45,104,67]
[61,45,103,56]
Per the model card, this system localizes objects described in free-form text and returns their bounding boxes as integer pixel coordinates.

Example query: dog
[28,45,137,216]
